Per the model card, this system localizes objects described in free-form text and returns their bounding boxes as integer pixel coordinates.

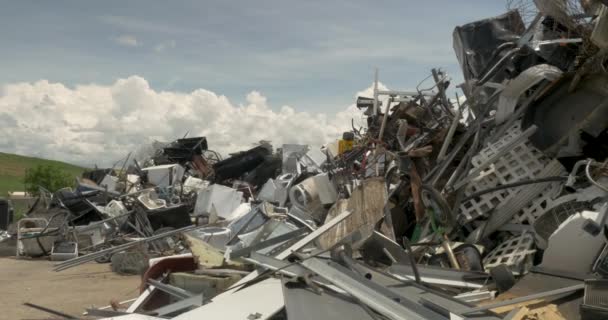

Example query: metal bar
[229,227,308,259]
[300,257,437,320]
[459,283,584,315]
[388,266,485,289]
[377,90,434,96]
[454,290,495,303]
[436,105,461,162]
[373,68,379,116]
[147,279,196,300]
[426,120,477,186]
[401,236,421,284]
[74,211,133,231]
[441,235,461,270]
[23,302,78,319]
[126,285,156,313]
[378,97,393,140]
[244,252,309,278]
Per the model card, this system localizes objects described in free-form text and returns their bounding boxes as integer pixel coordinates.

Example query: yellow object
[338,132,355,155]
[338,139,354,155]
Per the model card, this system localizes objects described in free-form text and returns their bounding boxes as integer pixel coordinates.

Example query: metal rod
[378,97,393,141]
[229,227,309,259]
[441,234,461,270]
[401,236,421,284]
[436,104,461,162]
[377,90,434,96]
[23,302,78,319]
[148,279,195,300]
[373,68,379,116]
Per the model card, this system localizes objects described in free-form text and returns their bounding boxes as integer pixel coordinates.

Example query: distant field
[0,152,86,197]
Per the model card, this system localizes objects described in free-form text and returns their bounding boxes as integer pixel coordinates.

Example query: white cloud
[154,40,176,52]
[113,35,140,47]
[0,76,367,167]
[100,15,196,35]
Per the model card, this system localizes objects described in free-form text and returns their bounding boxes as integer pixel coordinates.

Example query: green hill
[0,152,86,197]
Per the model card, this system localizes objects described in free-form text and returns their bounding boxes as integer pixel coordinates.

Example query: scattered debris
[8,3,608,319]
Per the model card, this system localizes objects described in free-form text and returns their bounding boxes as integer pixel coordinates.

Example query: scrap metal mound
[12,3,608,320]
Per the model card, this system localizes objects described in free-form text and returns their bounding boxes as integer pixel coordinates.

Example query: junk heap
[12,3,608,320]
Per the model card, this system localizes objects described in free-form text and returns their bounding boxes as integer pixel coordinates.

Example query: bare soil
[0,257,140,319]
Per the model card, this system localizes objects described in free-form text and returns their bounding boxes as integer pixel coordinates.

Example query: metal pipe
[147,279,195,299]
[477,47,522,85]
[441,234,461,270]
[586,159,608,193]
[402,236,422,284]
[378,97,393,141]
[23,302,78,319]
[462,176,568,202]
[436,105,461,162]
[373,68,379,116]
[377,90,435,96]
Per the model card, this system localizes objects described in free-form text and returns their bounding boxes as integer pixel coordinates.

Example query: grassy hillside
[0,152,86,197]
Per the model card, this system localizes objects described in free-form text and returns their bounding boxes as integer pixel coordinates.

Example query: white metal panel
[173,278,283,320]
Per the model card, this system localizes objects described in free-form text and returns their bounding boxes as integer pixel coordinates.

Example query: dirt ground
[0,257,141,319]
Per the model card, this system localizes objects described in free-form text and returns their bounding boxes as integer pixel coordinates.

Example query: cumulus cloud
[0,76,369,167]
[113,35,139,47]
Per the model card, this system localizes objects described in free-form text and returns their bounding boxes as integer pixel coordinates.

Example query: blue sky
[0,1,507,113]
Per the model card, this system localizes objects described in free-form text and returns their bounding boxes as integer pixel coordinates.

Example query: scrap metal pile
[15,2,608,320]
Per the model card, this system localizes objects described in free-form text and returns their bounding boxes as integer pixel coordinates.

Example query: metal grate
[483,232,536,275]
[510,181,561,225]
[459,125,551,222]
[584,280,608,309]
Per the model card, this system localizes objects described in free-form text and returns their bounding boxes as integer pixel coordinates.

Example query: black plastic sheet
[453,10,525,82]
